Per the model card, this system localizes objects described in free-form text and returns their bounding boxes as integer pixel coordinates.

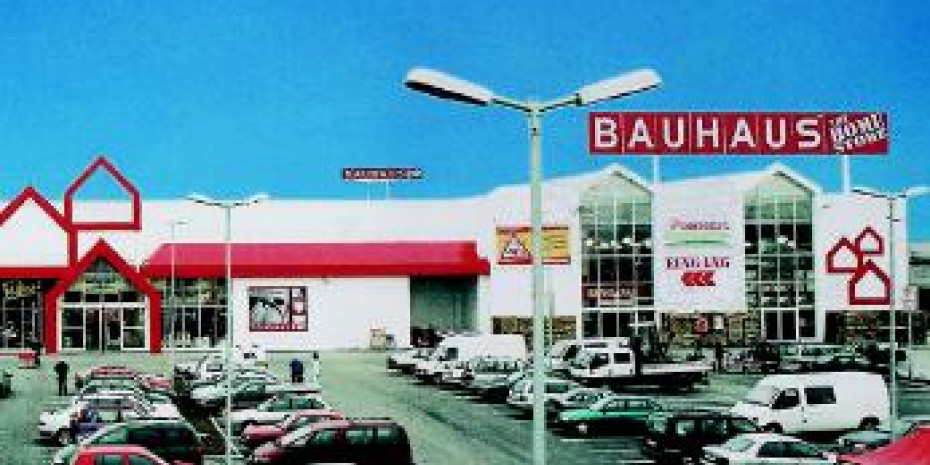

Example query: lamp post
[851,185,929,437]
[404,67,661,465]
[167,219,188,360]
[187,193,268,464]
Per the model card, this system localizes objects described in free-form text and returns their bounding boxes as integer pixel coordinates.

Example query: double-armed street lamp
[187,193,268,464]
[851,185,928,438]
[404,67,661,465]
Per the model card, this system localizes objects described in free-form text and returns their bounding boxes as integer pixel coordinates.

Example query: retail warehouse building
[0,157,923,354]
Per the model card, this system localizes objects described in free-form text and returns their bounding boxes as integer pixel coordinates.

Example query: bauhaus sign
[589,112,889,155]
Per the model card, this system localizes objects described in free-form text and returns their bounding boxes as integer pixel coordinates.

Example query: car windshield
[743,384,779,406]
[722,436,756,453]
[278,424,313,446]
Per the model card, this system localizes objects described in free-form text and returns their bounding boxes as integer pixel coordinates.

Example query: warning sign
[495,226,570,265]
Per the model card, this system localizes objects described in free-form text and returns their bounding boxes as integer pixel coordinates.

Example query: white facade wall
[232,277,411,350]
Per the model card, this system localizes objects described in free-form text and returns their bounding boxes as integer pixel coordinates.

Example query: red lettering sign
[589,112,888,155]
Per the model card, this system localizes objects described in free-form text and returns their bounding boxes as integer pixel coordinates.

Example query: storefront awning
[142,242,491,278]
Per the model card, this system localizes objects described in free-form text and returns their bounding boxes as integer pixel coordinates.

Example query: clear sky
[0,1,927,239]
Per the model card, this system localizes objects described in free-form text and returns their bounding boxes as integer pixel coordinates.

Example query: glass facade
[154,278,227,349]
[60,259,148,351]
[0,279,54,349]
[744,174,815,342]
[580,175,654,338]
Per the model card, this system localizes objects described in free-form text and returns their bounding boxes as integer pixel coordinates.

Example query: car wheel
[575,422,590,436]
[55,429,72,446]
[860,417,880,430]
[763,423,782,434]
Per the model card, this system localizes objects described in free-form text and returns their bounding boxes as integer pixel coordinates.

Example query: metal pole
[224,206,233,464]
[652,155,661,184]
[841,154,851,193]
[528,105,545,465]
[169,225,176,358]
[889,196,898,436]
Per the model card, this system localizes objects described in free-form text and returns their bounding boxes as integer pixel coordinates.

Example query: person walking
[289,357,304,383]
[309,351,321,385]
[54,359,69,396]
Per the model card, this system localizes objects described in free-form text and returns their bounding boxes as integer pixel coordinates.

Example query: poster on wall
[248,286,308,332]
[496,226,570,265]
[653,190,746,313]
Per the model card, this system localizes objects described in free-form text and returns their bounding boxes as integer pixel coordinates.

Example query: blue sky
[0,1,927,238]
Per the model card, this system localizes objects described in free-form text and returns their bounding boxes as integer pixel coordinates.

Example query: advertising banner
[582,283,636,307]
[248,286,308,332]
[589,112,889,155]
[496,226,570,265]
[654,191,745,312]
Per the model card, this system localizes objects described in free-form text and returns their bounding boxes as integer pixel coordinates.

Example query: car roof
[79,444,159,455]
[734,432,803,443]
[292,409,342,418]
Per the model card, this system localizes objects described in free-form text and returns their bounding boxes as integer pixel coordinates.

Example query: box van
[548,338,629,372]
[415,335,527,382]
[731,372,889,434]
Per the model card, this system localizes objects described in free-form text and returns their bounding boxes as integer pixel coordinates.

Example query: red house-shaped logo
[63,156,141,231]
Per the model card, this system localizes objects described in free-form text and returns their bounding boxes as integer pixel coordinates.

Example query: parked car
[556,396,663,436]
[471,369,530,403]
[74,366,172,393]
[731,372,889,434]
[642,410,760,463]
[545,387,612,421]
[249,418,414,465]
[386,348,433,373]
[240,409,344,450]
[547,338,630,373]
[76,382,174,405]
[39,394,181,446]
[701,433,833,464]
[779,344,852,373]
[72,406,138,443]
[52,419,206,465]
[230,394,330,435]
[190,376,284,410]
[69,445,179,465]
[834,416,930,455]
[506,378,580,413]
[440,355,525,388]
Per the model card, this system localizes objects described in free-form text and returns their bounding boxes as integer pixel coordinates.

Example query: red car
[240,409,344,449]
[71,445,185,465]
[75,366,172,394]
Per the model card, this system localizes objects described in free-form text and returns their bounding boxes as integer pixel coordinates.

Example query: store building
[0,157,917,353]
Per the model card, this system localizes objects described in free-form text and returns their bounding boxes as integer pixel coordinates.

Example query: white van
[548,338,630,372]
[731,372,889,434]
[416,334,527,382]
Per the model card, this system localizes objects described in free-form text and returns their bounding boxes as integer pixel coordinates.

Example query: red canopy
[840,426,930,465]
[142,242,491,278]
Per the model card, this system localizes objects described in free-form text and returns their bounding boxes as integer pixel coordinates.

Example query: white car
[701,433,833,464]
[506,378,580,411]
[229,394,329,434]
[38,394,179,446]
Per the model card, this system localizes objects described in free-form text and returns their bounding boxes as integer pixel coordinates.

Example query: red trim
[825,237,861,273]
[0,267,67,278]
[44,239,161,354]
[142,242,491,278]
[854,226,884,256]
[64,156,142,231]
[848,259,891,306]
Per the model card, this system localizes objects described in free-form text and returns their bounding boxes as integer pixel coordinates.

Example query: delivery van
[548,338,630,372]
[731,372,889,434]
[416,334,527,382]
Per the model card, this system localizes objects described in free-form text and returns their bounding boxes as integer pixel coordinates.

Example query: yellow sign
[496,226,570,265]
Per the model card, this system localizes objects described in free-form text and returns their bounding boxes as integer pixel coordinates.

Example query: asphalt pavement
[3,350,930,465]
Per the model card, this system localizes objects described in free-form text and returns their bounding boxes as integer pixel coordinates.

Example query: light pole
[405,67,661,465]
[188,193,268,464]
[851,185,929,437]
[167,219,188,359]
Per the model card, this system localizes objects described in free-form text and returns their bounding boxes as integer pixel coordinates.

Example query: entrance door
[85,307,101,351]
[103,307,122,351]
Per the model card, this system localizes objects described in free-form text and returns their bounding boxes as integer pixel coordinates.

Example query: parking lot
[4,351,930,465]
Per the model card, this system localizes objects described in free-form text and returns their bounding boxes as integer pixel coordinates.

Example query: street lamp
[851,185,929,437]
[187,193,268,464]
[405,67,661,465]
[167,219,188,361]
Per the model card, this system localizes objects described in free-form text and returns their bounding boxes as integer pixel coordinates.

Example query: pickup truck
[568,346,711,390]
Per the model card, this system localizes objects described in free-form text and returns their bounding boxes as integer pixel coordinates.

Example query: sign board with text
[342,167,424,181]
[589,112,889,155]
[496,226,570,265]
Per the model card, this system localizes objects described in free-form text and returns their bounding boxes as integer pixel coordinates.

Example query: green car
[557,396,663,436]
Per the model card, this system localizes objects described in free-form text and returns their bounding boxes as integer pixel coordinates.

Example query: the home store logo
[826,226,891,305]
